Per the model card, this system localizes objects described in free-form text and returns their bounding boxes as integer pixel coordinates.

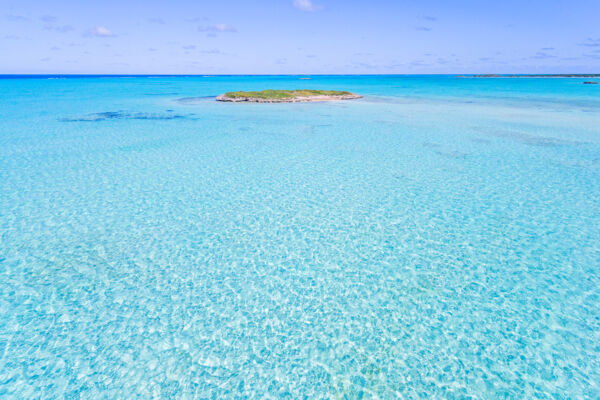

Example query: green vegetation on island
[216,89,362,102]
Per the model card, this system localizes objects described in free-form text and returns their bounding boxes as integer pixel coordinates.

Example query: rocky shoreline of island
[216,89,362,103]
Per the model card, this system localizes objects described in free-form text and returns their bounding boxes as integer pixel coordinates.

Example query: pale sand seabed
[0,75,599,398]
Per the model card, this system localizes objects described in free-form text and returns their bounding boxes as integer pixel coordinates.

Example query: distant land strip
[457,74,600,78]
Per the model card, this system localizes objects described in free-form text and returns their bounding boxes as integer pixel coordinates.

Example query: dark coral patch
[60,111,188,122]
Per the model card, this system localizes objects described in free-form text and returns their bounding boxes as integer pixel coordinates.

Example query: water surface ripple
[0,76,599,398]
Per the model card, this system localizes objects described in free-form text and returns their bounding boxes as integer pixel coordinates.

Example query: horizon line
[1,73,599,78]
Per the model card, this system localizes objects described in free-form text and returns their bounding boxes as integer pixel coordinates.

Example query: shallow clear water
[0,75,599,398]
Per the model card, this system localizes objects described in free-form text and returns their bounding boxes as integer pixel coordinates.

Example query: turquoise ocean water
[0,75,599,398]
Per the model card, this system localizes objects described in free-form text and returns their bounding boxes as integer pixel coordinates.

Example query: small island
[216,89,362,103]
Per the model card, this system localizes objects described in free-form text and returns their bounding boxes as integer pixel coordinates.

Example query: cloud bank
[198,24,237,33]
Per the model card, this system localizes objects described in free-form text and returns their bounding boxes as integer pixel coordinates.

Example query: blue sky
[1,0,599,74]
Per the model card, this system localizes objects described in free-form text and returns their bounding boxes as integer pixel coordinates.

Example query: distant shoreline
[457,74,600,78]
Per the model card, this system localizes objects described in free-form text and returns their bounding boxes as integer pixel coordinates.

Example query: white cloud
[147,17,165,24]
[6,14,28,21]
[198,24,237,33]
[214,23,236,32]
[200,48,222,55]
[41,15,57,23]
[580,38,600,48]
[293,0,322,12]
[45,24,74,33]
[91,26,114,37]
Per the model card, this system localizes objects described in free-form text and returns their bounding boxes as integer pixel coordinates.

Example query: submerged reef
[60,111,188,122]
[471,126,588,147]
[176,96,215,104]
